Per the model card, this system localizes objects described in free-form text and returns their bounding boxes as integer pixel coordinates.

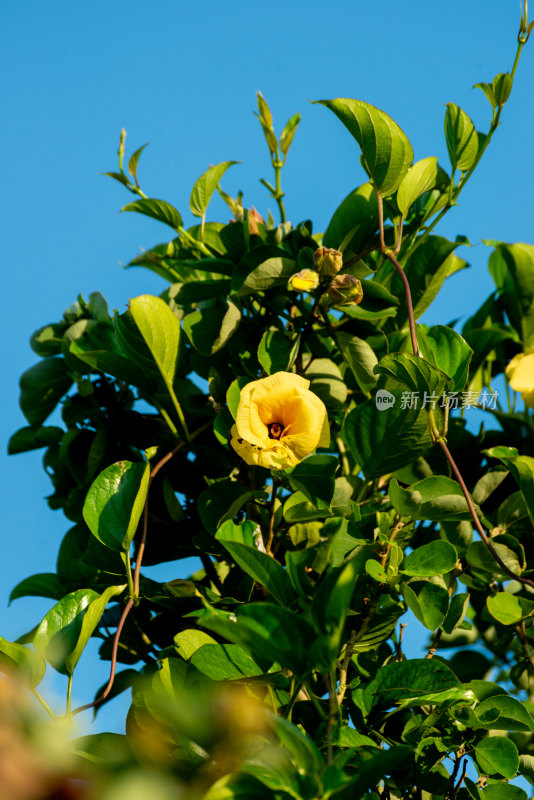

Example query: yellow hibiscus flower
[506,351,534,408]
[230,372,330,470]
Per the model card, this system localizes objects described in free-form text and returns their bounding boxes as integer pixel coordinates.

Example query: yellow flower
[506,351,534,408]
[230,372,330,470]
[289,269,320,293]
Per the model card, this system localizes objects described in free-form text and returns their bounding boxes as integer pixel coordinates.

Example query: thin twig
[72,597,134,715]
[265,478,279,555]
[426,628,443,659]
[337,595,379,703]
[382,248,419,357]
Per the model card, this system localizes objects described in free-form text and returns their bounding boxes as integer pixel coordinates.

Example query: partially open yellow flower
[230,372,330,470]
[506,351,534,408]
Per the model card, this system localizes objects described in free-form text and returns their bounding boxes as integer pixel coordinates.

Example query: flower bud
[248,206,265,235]
[313,246,343,277]
[328,274,364,306]
[289,269,320,293]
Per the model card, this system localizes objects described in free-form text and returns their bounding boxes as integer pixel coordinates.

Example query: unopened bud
[328,274,363,306]
[313,246,343,277]
[248,206,265,235]
[289,269,320,293]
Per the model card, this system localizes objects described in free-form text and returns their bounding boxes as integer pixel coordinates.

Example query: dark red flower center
[267,422,283,440]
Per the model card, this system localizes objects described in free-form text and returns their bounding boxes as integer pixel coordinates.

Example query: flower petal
[507,353,534,393]
[230,425,299,470]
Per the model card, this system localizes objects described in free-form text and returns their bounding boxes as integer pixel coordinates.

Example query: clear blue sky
[1,0,533,734]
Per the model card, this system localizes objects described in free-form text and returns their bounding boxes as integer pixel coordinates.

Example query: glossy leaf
[9,573,65,603]
[466,541,521,577]
[390,476,476,521]
[442,592,470,634]
[366,657,461,707]
[402,580,449,630]
[397,156,439,216]
[444,103,478,172]
[401,540,458,576]
[192,643,263,680]
[121,198,183,231]
[257,330,293,374]
[0,637,46,687]
[8,425,63,455]
[323,182,378,254]
[183,299,241,356]
[268,713,322,772]
[19,358,72,426]
[127,142,149,180]
[486,593,534,625]
[33,589,99,674]
[485,446,534,527]
[232,246,297,295]
[215,535,295,606]
[190,161,238,219]
[288,454,338,509]
[174,629,217,660]
[316,98,413,195]
[376,351,452,397]
[344,390,433,479]
[83,460,150,551]
[336,331,378,394]
[128,294,181,392]
[65,584,125,674]
[477,695,534,731]
[416,324,473,391]
[475,737,519,778]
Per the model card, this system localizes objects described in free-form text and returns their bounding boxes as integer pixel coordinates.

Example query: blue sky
[1,0,533,734]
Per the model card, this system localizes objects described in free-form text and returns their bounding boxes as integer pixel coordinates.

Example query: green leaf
[401,540,458,577]
[83,460,150,551]
[343,390,433,479]
[488,244,534,346]
[336,331,378,394]
[416,325,473,392]
[279,113,300,156]
[127,142,149,180]
[19,358,73,426]
[257,331,293,374]
[365,558,388,584]
[8,425,64,455]
[390,476,476,521]
[0,637,46,687]
[288,454,338,509]
[397,156,439,216]
[283,490,335,523]
[332,747,413,800]
[474,82,496,110]
[392,236,467,324]
[215,537,295,606]
[366,657,461,707]
[199,603,316,676]
[232,245,297,295]
[268,713,322,772]
[492,72,513,106]
[174,629,217,660]
[475,737,519,778]
[64,584,125,674]
[402,581,449,630]
[375,352,452,396]
[33,588,99,674]
[226,377,250,420]
[444,103,478,172]
[9,573,64,603]
[171,279,232,304]
[128,294,181,393]
[323,182,378,254]
[483,786,527,800]
[466,541,521,578]
[192,644,264,680]
[305,357,348,407]
[198,482,265,534]
[121,198,183,231]
[442,592,470,634]
[190,161,238,219]
[486,593,534,626]
[183,299,241,356]
[316,98,413,195]
[477,695,534,731]
[485,446,534,527]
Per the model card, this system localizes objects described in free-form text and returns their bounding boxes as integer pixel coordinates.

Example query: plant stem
[31,689,56,718]
[66,673,73,716]
[274,160,286,223]
[265,478,279,555]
